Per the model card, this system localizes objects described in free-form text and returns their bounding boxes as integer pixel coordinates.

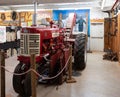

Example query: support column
[30,54,36,97]
[33,2,37,26]
[66,45,76,83]
[0,51,5,97]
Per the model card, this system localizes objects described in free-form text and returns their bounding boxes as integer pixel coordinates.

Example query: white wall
[88,8,108,51]
[90,8,108,19]
[90,23,104,51]
[104,0,115,7]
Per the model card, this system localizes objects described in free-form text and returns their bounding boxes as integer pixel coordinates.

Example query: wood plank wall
[104,13,120,61]
[118,13,120,62]
[104,18,110,51]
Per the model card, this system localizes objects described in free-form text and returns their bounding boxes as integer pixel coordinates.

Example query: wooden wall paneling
[115,16,119,58]
[104,18,110,51]
[112,20,115,52]
[118,13,120,62]
[117,32,119,57]
[18,12,21,26]
[109,16,118,55]
[91,19,104,23]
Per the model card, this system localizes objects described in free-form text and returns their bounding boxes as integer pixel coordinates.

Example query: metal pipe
[33,1,37,26]
[101,0,106,10]
[111,0,119,10]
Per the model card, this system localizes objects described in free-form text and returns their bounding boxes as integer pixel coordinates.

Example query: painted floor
[4,52,120,97]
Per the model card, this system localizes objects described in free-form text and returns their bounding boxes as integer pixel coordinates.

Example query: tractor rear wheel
[13,63,25,96]
[74,33,87,71]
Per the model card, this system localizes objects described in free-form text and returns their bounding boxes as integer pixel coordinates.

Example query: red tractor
[13,26,68,96]
[13,19,87,97]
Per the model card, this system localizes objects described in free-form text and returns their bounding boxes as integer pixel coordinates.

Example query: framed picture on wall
[53,9,90,36]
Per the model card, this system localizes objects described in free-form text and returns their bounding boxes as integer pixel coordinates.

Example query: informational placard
[37,10,52,25]
[0,26,6,43]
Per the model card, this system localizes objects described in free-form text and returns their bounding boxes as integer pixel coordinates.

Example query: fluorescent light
[0,10,5,11]
[16,9,34,12]
[101,0,106,9]
[58,7,91,10]
[0,10,14,12]
[16,8,52,12]
[38,2,95,6]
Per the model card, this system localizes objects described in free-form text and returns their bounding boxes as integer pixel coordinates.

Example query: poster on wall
[0,26,6,43]
[37,10,52,25]
[53,9,90,36]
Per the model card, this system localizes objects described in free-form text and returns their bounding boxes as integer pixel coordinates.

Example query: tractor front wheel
[13,63,25,96]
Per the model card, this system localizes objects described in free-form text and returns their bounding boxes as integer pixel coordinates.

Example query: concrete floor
[4,52,120,97]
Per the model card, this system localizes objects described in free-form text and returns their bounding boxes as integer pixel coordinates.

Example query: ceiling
[0,0,101,5]
[0,0,116,11]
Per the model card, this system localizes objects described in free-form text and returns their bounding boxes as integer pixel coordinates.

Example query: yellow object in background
[28,21,32,27]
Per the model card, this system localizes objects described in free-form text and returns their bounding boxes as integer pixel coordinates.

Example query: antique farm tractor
[13,26,87,97]
[13,16,87,97]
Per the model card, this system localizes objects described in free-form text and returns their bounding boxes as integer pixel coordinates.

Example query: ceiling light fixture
[101,0,106,9]
[38,1,99,6]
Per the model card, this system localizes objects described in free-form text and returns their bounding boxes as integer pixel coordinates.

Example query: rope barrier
[33,56,71,80]
[0,55,72,80]
[1,66,31,76]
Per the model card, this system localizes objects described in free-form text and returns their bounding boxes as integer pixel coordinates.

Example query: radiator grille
[20,33,40,56]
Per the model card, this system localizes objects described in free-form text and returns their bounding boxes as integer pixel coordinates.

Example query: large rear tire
[74,33,87,71]
[13,63,25,96]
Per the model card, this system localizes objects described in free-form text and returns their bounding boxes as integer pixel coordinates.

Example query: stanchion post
[0,52,1,97]
[0,51,5,97]
[66,45,76,83]
[30,54,36,97]
[68,45,72,79]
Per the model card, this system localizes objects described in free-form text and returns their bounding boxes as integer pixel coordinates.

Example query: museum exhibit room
[0,0,120,97]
